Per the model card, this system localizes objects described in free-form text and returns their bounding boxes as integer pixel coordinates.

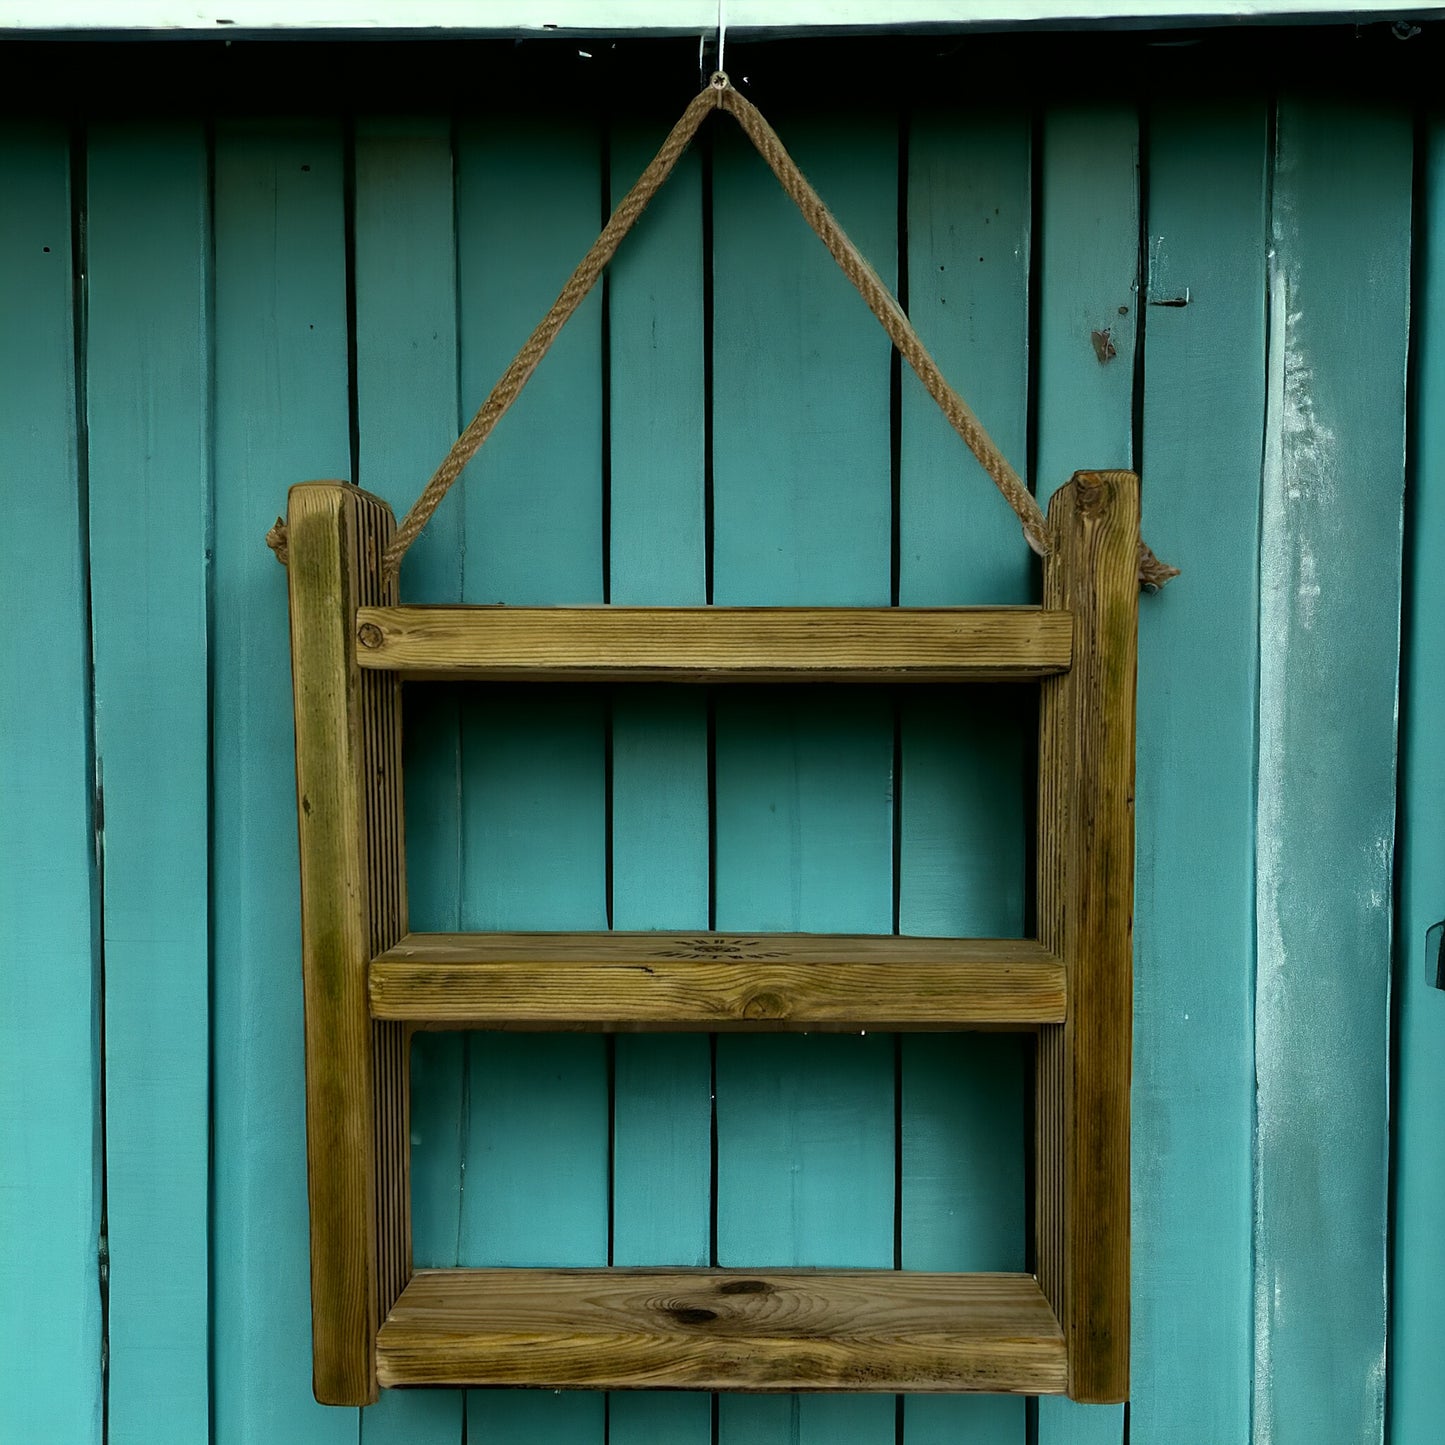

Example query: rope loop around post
[379,74,1173,590]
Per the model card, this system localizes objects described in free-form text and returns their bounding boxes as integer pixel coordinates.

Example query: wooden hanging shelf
[280,468,1139,1408]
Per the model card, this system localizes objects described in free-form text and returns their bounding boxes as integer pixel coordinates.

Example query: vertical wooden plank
[607,109,713,1445]
[211,119,359,1442]
[84,121,211,1445]
[285,482,408,1405]
[898,103,1033,1445]
[1034,105,1137,1444]
[0,121,103,1445]
[454,108,608,1445]
[1037,471,1138,1404]
[1389,108,1445,1445]
[1253,101,1410,1445]
[1035,108,1138,508]
[1131,102,1265,1444]
[352,114,465,1445]
[712,107,896,1445]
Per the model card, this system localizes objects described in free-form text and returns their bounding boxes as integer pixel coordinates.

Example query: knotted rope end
[1138,540,1180,592]
[266,517,289,567]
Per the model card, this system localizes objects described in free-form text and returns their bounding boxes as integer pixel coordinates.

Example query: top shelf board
[354,606,1073,683]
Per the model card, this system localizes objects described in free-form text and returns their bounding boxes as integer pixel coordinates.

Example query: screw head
[357,622,384,649]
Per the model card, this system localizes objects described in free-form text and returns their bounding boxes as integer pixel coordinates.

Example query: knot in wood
[741,991,787,1020]
[357,623,384,650]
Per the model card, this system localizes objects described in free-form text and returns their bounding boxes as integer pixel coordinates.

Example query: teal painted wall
[0,30,1437,1445]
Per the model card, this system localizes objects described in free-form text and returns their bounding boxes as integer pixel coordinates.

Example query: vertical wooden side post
[286,481,410,1406]
[1036,469,1139,1403]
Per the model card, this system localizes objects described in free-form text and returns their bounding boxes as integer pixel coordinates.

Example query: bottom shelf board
[375,1268,1067,1394]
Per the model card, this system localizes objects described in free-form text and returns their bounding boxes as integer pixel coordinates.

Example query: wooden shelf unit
[282,470,1139,1408]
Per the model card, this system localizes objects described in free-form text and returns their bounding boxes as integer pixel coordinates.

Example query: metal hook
[701,0,727,86]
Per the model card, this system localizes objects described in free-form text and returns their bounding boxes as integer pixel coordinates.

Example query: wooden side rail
[285,482,410,1405]
[1036,470,1139,1402]
[352,604,1073,682]
[368,931,1066,1030]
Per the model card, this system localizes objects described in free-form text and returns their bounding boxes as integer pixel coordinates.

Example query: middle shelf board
[369,931,1065,1031]
[353,605,1074,682]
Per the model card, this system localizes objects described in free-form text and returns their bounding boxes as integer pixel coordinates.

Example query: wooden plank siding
[1131,100,1267,1445]
[1252,101,1412,1445]
[210,120,360,1445]
[84,121,213,1445]
[351,111,468,1445]
[3,32,1441,1445]
[0,121,104,1445]
[1033,101,1139,1445]
[897,102,1034,1445]
[1389,106,1445,1445]
[710,100,899,1445]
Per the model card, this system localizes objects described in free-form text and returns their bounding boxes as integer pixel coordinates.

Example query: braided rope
[381,73,1174,588]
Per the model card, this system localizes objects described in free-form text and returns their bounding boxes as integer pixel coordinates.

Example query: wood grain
[376,1268,1067,1394]
[285,480,408,1406]
[353,605,1072,681]
[1036,471,1139,1404]
[369,932,1065,1029]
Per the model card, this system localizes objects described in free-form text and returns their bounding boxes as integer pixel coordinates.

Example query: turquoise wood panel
[711,105,897,1445]
[1252,101,1411,1445]
[1389,109,1445,1445]
[898,103,1034,1445]
[454,109,608,1445]
[1131,102,1266,1444]
[0,121,103,1445]
[1034,101,1137,1445]
[85,121,211,1445]
[607,101,713,1445]
[352,115,466,1445]
[210,120,358,1445]
[1034,106,1138,509]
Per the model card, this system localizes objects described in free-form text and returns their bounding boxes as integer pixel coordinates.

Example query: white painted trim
[3,0,1442,33]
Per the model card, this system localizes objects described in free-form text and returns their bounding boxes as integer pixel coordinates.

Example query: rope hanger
[376,71,1176,591]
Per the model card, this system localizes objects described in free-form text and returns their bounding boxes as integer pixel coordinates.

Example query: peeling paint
[1090,326,1116,363]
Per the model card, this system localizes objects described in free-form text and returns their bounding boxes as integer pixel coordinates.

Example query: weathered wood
[285,480,408,1406]
[376,1268,1067,1393]
[369,932,1065,1029]
[1036,470,1139,1404]
[1388,106,1445,1445]
[1254,101,1410,1445]
[354,604,1072,681]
